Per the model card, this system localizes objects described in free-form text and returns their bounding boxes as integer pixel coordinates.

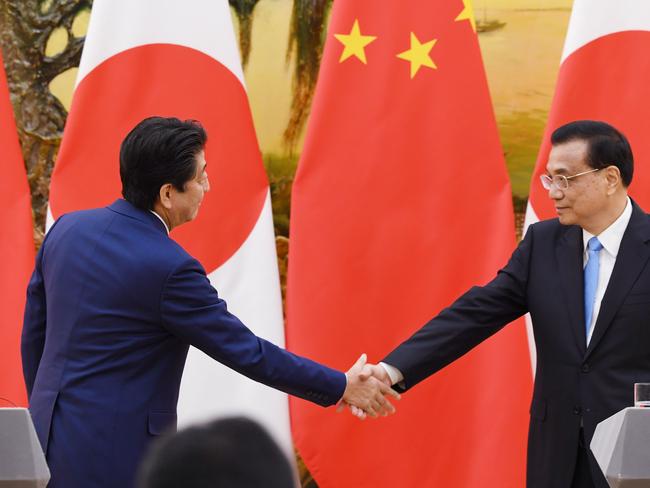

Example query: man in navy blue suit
[22,116,398,488]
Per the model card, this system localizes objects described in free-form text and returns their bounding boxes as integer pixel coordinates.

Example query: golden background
[48,0,573,202]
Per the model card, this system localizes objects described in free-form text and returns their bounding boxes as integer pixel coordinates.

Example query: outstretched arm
[340,354,400,418]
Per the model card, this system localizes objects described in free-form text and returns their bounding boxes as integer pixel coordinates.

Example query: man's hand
[338,354,400,419]
[360,362,392,386]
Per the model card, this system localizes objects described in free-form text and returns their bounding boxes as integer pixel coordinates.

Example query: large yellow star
[334,19,377,64]
[396,32,437,79]
[455,0,477,32]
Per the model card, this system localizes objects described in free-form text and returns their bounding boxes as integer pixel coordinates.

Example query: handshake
[339,353,401,420]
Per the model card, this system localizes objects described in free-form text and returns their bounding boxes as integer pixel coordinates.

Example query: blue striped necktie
[584,236,603,339]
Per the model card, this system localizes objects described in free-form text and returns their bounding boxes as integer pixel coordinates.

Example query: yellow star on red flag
[455,0,477,32]
[396,32,437,79]
[334,19,377,64]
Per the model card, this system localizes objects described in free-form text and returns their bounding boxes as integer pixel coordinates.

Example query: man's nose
[547,184,563,200]
[204,174,210,192]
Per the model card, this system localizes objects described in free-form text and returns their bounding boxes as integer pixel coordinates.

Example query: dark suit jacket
[384,200,650,488]
[22,199,345,488]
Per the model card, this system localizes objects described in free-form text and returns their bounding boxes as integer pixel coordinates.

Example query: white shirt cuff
[379,362,404,386]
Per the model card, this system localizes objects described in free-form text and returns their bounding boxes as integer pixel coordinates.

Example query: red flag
[287,1,532,486]
[0,49,34,408]
[528,0,650,224]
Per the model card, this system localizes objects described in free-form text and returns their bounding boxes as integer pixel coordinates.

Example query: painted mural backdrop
[28,0,572,241]
[0,0,572,485]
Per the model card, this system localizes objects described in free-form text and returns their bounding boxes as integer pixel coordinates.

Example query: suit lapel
[586,202,650,356]
[556,224,587,355]
[585,203,650,358]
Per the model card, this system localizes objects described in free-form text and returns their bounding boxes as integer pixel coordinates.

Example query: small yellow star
[334,19,377,64]
[455,0,477,32]
[396,32,437,79]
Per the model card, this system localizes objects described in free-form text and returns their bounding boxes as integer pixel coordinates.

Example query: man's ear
[604,166,621,195]
[158,183,174,209]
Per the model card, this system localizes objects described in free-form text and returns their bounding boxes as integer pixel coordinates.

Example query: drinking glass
[634,383,650,407]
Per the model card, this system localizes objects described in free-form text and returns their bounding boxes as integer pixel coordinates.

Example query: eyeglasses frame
[540,167,603,191]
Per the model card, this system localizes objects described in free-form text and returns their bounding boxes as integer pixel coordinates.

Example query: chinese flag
[0,49,34,408]
[287,0,532,486]
[527,0,650,225]
[49,0,290,450]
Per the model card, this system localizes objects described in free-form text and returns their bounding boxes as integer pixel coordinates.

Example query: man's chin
[557,214,575,226]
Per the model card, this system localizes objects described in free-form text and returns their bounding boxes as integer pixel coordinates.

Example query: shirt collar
[150,210,170,235]
[582,197,632,258]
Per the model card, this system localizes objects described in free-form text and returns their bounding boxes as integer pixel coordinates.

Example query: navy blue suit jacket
[22,199,345,488]
[384,201,650,488]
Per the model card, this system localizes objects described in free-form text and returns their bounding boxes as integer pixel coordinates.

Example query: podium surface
[591,407,650,488]
[0,408,50,487]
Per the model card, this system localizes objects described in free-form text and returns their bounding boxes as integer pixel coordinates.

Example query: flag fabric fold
[287,0,531,486]
[0,49,34,408]
[48,0,290,450]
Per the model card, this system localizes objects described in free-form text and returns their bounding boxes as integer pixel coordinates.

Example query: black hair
[551,120,633,187]
[120,116,207,210]
[137,417,294,488]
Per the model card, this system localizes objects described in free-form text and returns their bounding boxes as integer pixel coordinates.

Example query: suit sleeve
[159,257,346,407]
[382,223,534,392]
[21,243,47,399]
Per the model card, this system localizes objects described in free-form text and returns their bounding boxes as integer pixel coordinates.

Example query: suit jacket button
[581,363,590,373]
[573,406,582,415]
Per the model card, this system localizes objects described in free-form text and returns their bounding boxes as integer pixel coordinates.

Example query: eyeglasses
[540,168,601,191]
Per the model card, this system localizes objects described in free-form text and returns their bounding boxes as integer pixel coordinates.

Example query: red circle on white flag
[51,43,268,272]
[530,31,650,220]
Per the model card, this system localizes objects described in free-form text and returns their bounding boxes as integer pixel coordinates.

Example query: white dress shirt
[582,197,632,344]
[150,210,170,234]
[381,197,633,385]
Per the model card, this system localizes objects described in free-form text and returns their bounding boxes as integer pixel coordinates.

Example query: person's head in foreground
[543,119,633,234]
[137,417,295,488]
[120,116,210,231]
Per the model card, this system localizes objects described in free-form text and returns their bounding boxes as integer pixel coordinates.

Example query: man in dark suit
[22,116,397,488]
[360,120,649,487]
